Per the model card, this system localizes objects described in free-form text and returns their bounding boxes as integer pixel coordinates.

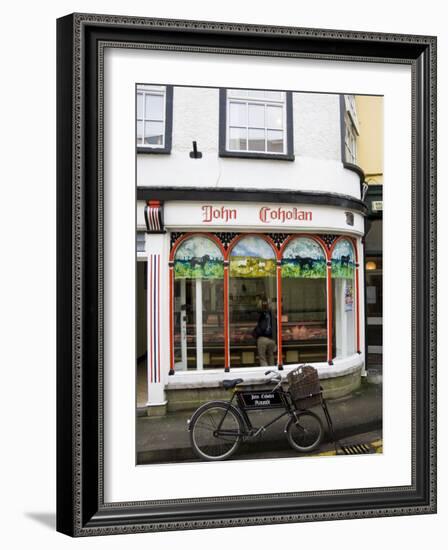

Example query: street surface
[136,382,382,464]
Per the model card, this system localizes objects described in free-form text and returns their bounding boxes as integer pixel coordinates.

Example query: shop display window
[170,232,360,372]
[331,239,356,359]
[229,236,277,368]
[281,237,327,364]
[173,236,225,370]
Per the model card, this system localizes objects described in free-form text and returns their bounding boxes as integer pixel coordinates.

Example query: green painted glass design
[331,239,355,279]
[230,236,276,278]
[281,238,326,278]
[174,236,224,279]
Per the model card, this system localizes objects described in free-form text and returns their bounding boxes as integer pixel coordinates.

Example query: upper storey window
[136,85,173,153]
[343,94,359,165]
[220,89,294,160]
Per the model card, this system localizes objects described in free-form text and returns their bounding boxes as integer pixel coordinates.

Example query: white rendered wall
[172,86,219,153]
[137,86,360,198]
[293,92,341,160]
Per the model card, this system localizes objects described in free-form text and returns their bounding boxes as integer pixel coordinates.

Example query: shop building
[136,85,368,415]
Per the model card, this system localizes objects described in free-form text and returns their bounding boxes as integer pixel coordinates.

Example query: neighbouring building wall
[355,96,384,185]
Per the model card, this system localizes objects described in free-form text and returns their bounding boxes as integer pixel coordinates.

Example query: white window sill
[165,354,364,389]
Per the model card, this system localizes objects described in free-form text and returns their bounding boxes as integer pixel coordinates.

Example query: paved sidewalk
[136,381,382,464]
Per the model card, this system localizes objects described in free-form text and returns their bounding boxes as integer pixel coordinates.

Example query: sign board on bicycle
[238,390,284,410]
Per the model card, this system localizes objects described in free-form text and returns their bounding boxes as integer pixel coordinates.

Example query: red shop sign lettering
[259,206,313,223]
[200,204,313,223]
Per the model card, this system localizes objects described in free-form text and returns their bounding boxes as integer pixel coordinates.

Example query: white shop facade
[137,190,366,414]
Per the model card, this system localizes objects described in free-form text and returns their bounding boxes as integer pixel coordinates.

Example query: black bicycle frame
[216,388,295,437]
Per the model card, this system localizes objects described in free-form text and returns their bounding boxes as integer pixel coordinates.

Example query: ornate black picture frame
[56,13,437,536]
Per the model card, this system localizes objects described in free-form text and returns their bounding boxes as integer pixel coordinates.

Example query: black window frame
[136,84,173,155]
[219,88,295,161]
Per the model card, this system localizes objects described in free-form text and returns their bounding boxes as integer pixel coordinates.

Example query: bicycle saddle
[222,378,244,390]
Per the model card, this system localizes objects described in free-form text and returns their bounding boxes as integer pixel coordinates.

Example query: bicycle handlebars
[265,370,282,390]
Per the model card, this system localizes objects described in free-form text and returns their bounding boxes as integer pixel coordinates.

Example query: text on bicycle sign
[239,391,283,409]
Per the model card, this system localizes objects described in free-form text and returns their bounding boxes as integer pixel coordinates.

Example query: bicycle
[188,369,334,461]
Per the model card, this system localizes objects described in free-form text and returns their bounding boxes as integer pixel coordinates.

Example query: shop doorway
[136,261,147,407]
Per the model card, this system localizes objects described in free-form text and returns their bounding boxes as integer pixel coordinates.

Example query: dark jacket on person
[253,311,274,339]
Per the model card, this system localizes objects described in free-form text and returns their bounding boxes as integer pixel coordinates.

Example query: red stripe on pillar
[224,265,230,371]
[169,266,175,374]
[157,256,161,381]
[327,263,333,364]
[149,255,153,383]
[276,263,283,367]
[355,266,360,353]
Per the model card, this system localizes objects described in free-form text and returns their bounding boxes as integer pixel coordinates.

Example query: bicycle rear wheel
[286,410,324,452]
[189,402,243,461]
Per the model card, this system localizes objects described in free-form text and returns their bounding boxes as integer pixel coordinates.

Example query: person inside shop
[253,298,277,367]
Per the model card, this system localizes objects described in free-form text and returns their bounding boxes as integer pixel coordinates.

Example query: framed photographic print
[56,13,437,536]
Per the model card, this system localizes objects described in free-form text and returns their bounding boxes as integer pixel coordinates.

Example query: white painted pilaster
[145,232,170,407]
[195,278,204,370]
[357,237,366,374]
[180,278,187,369]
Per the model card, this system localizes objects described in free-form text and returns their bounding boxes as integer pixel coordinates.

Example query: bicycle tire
[286,410,324,452]
[189,402,243,461]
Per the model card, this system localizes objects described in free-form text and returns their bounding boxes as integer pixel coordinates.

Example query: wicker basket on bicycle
[287,365,322,409]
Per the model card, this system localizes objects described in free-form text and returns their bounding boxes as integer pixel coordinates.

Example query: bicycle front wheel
[190,402,243,461]
[286,410,324,453]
